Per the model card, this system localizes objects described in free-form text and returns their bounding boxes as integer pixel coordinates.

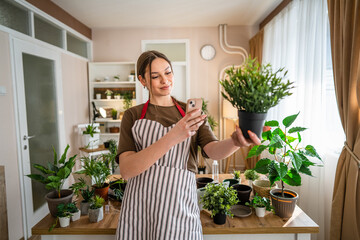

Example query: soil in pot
[238,111,267,138]
[196,177,213,189]
[213,212,226,225]
[232,184,252,205]
[45,189,73,217]
[93,183,110,201]
[270,189,298,218]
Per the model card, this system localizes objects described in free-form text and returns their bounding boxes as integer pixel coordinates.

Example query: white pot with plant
[105,89,113,100]
[114,93,121,99]
[248,112,322,218]
[49,203,73,231]
[82,123,100,149]
[88,195,105,223]
[220,57,294,138]
[244,169,259,187]
[113,75,120,81]
[246,193,272,217]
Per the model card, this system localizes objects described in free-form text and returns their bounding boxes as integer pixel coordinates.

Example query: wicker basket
[252,180,278,198]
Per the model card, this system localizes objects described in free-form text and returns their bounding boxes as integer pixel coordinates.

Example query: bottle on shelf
[212,160,219,183]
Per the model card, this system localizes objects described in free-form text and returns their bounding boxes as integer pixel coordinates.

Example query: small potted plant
[219,57,294,138]
[248,112,322,218]
[79,186,95,215]
[88,195,105,223]
[67,202,81,222]
[26,144,75,217]
[56,203,72,228]
[114,92,121,99]
[76,156,111,201]
[82,123,100,149]
[105,89,113,100]
[200,183,239,225]
[113,75,120,81]
[246,193,272,217]
[244,169,260,187]
[111,109,118,120]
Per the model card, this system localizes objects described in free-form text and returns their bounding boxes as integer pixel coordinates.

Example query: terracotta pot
[109,127,120,133]
[45,189,73,217]
[270,188,298,218]
[93,183,110,201]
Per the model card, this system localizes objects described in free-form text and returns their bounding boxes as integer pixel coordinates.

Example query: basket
[252,180,278,198]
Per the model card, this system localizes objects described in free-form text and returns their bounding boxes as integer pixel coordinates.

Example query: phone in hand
[186,98,203,118]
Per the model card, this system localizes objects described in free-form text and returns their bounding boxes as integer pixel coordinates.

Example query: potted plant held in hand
[200,183,239,225]
[248,112,322,218]
[246,193,272,217]
[88,195,105,223]
[220,57,294,138]
[26,144,76,217]
[76,156,111,201]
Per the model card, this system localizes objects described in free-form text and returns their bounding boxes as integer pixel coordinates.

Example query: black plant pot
[196,177,213,189]
[104,141,110,148]
[232,184,252,205]
[198,166,206,174]
[213,212,227,225]
[238,111,267,139]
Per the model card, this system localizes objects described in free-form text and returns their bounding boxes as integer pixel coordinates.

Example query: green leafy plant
[49,203,73,231]
[102,139,118,173]
[233,170,241,180]
[76,157,111,188]
[70,178,86,201]
[201,98,218,131]
[247,112,322,197]
[26,144,76,198]
[90,195,105,209]
[67,202,79,213]
[80,185,95,202]
[82,123,99,137]
[123,91,133,110]
[219,57,294,113]
[200,183,239,217]
[105,89,113,96]
[244,169,260,181]
[246,193,272,211]
[111,109,117,119]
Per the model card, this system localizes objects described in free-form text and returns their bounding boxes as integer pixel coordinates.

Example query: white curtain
[262,0,344,240]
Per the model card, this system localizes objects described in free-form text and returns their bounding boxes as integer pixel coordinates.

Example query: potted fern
[247,112,322,218]
[26,144,76,217]
[219,57,294,138]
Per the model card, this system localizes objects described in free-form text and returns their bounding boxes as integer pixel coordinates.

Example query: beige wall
[0,29,89,239]
[92,25,257,170]
[0,30,24,240]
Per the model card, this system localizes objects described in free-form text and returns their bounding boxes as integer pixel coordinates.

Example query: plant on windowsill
[88,195,105,223]
[219,57,294,138]
[75,156,111,201]
[247,112,322,218]
[200,183,239,225]
[245,193,272,217]
[26,144,76,217]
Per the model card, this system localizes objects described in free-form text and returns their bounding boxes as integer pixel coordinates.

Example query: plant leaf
[269,134,284,148]
[247,145,260,158]
[299,165,313,176]
[47,176,61,182]
[265,120,279,127]
[59,145,70,164]
[288,127,307,134]
[286,135,297,144]
[26,174,47,183]
[57,167,71,179]
[52,146,58,166]
[33,164,54,175]
[262,130,272,141]
[283,169,301,186]
[297,132,302,143]
[273,161,288,179]
[282,112,299,128]
[289,152,303,172]
[254,158,271,174]
[305,145,322,161]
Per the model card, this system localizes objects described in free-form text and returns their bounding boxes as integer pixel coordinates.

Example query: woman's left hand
[231,126,262,147]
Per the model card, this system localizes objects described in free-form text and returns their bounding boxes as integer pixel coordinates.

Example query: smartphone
[186,98,203,118]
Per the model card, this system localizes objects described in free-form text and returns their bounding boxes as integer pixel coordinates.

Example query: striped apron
[116,100,203,240]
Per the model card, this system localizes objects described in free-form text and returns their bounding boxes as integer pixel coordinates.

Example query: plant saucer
[230,205,252,217]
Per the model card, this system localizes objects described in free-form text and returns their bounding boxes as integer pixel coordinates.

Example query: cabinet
[88,62,142,144]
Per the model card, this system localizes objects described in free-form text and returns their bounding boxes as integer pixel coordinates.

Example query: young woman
[115,50,261,240]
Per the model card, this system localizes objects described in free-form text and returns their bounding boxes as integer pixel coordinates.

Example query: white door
[12,38,66,238]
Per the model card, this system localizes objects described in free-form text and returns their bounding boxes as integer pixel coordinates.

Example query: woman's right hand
[168,109,207,144]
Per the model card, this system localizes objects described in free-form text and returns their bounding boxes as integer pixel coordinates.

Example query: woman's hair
[136,50,173,97]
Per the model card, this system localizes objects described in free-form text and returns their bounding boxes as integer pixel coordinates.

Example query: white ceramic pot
[88,207,104,223]
[82,133,100,149]
[255,207,266,217]
[114,95,121,99]
[71,210,81,221]
[96,93,101,99]
[106,95,111,100]
[59,216,70,227]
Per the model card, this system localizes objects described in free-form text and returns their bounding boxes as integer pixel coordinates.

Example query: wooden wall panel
[0,166,9,240]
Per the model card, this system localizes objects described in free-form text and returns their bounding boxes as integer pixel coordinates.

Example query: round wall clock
[200,44,216,61]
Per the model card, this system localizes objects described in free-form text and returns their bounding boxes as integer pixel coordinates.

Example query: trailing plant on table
[246,193,272,211]
[219,57,294,113]
[247,112,322,197]
[26,144,76,198]
[200,183,239,217]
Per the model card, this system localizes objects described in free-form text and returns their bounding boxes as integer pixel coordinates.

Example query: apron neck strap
[140,97,185,119]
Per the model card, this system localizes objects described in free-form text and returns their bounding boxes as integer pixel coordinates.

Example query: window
[34,14,63,48]
[0,0,29,35]
[67,33,88,58]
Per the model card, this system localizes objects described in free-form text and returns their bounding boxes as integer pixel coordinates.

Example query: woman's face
[140,57,173,98]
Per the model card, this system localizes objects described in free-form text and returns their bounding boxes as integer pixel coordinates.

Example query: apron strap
[139,97,185,119]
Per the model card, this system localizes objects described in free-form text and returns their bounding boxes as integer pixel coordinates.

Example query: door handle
[23,135,36,140]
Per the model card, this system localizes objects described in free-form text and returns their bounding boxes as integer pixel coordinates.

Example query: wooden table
[32,174,319,240]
